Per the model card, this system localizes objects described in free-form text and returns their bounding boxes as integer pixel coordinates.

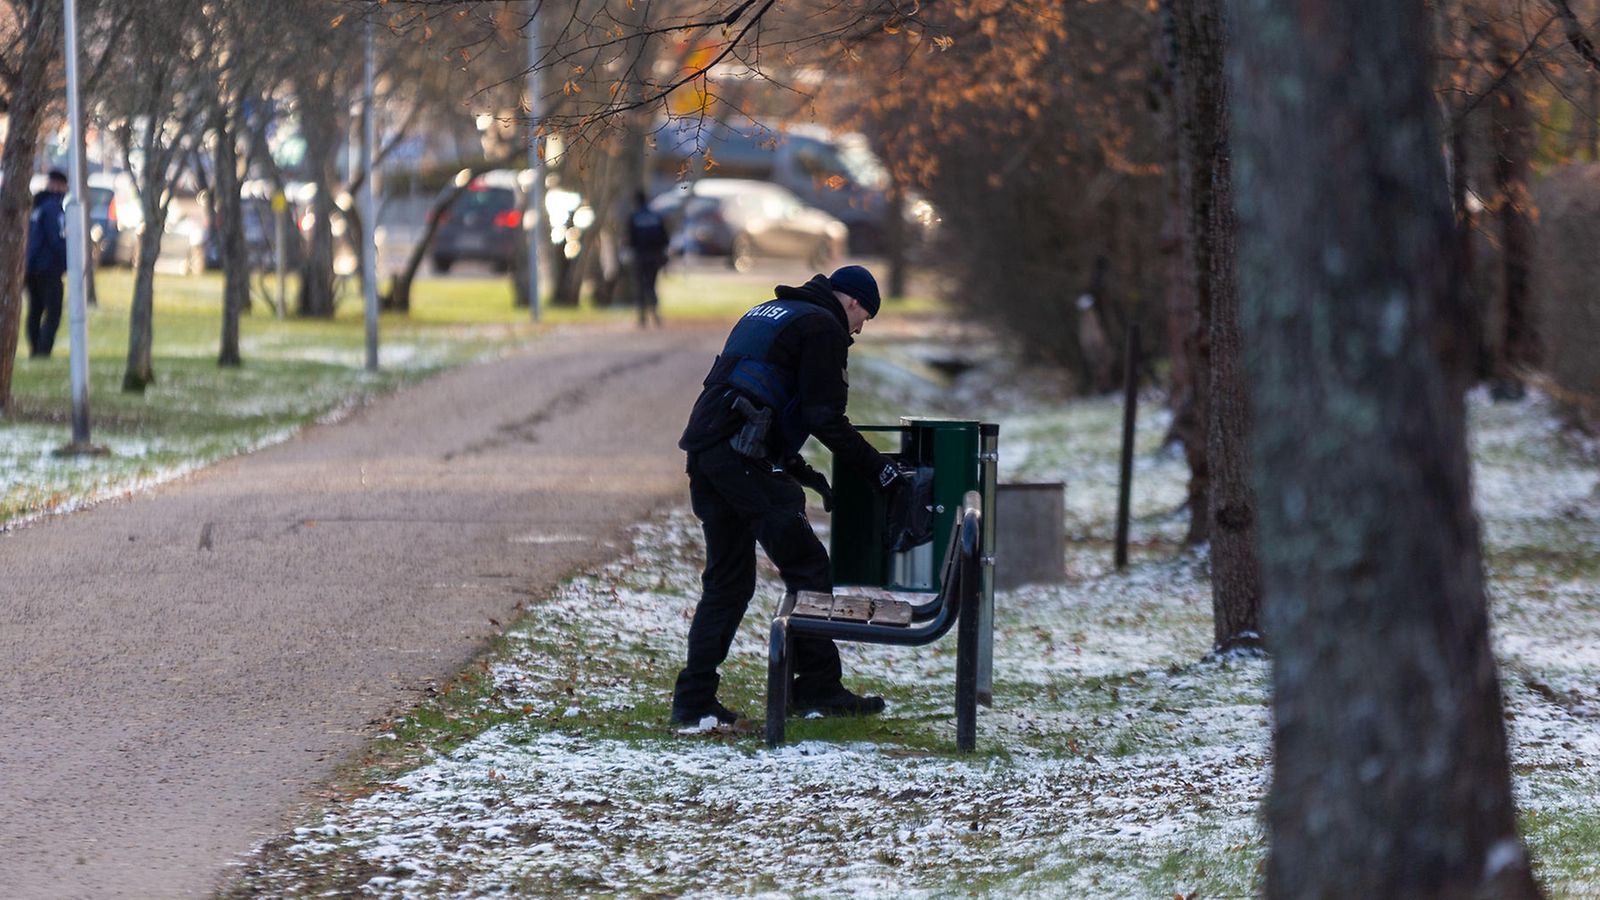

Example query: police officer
[25,170,69,359]
[672,265,909,726]
[626,191,670,328]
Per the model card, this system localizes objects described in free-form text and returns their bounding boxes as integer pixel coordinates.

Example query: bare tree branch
[1548,0,1600,69]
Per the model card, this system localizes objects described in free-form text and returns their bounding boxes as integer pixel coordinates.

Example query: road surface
[0,324,717,898]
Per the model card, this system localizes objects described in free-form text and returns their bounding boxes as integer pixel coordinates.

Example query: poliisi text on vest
[743,304,790,321]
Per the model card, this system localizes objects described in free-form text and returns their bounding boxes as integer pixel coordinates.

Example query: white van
[649,122,893,254]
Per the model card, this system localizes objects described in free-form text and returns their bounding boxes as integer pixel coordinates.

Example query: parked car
[86,173,141,266]
[650,123,890,253]
[650,178,848,272]
[431,170,525,273]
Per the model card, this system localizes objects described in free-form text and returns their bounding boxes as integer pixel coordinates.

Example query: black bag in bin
[885,466,936,553]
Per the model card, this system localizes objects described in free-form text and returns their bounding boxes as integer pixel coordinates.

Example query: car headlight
[90,224,104,242]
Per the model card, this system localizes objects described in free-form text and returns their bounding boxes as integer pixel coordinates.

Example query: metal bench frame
[765,492,985,750]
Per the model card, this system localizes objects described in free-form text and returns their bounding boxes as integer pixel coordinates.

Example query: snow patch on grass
[234,372,1600,897]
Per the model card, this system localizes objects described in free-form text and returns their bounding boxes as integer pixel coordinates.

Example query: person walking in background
[626,190,669,327]
[25,170,69,359]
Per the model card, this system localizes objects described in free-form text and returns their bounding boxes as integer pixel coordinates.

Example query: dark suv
[431,171,524,273]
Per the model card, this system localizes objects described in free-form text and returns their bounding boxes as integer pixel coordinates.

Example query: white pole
[62,0,94,450]
[361,6,379,370]
[526,8,543,322]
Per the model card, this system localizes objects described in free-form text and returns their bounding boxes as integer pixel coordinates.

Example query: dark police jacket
[626,206,670,263]
[27,191,68,278]
[680,275,895,484]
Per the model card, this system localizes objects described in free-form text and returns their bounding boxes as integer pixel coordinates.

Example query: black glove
[876,458,915,492]
[784,456,834,512]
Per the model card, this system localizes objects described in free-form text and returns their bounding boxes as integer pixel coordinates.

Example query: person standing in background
[626,191,670,327]
[25,170,69,359]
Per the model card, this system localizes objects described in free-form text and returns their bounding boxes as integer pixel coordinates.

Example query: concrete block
[995,483,1065,590]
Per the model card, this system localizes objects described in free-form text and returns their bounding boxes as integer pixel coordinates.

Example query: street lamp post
[58,0,102,456]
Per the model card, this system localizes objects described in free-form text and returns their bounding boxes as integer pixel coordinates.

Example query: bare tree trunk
[1157,20,1198,453]
[1446,124,1488,391]
[1075,258,1117,393]
[1160,201,1201,453]
[886,177,909,299]
[1171,0,1262,652]
[511,222,533,310]
[121,63,187,395]
[215,106,249,367]
[386,178,473,313]
[0,0,61,415]
[550,219,582,308]
[586,227,618,308]
[1161,0,1212,546]
[76,116,98,308]
[297,87,338,318]
[125,217,164,392]
[1588,75,1600,162]
[1229,0,1541,894]
[125,182,168,392]
[550,154,615,309]
[1491,33,1537,394]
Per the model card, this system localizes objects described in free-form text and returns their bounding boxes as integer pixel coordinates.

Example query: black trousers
[25,272,64,358]
[673,442,843,710]
[633,257,663,324]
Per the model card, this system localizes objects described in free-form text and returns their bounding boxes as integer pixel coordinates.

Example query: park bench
[765,491,986,751]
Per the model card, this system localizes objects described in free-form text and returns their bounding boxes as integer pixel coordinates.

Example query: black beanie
[828,265,881,317]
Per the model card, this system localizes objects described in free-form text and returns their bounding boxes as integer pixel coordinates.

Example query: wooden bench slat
[869,600,914,626]
[832,597,874,622]
[792,591,836,619]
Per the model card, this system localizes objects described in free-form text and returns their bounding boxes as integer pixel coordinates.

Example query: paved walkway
[0,325,715,898]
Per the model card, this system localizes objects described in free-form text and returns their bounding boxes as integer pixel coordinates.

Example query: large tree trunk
[0,0,61,415]
[1160,0,1212,546]
[1170,0,1262,652]
[1228,0,1541,895]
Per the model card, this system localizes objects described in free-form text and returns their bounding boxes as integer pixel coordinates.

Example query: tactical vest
[703,299,833,457]
[630,209,668,254]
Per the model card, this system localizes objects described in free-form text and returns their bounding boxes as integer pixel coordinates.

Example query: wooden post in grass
[1115,325,1140,570]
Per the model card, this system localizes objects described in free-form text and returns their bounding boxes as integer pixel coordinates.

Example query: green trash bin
[765,416,1001,748]
[830,417,990,593]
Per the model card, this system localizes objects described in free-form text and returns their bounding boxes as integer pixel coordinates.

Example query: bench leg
[765,618,792,748]
[956,560,980,753]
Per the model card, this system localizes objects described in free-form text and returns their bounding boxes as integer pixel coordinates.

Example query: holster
[729,394,773,460]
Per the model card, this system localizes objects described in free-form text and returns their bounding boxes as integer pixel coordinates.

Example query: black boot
[670,698,743,727]
[791,684,885,718]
